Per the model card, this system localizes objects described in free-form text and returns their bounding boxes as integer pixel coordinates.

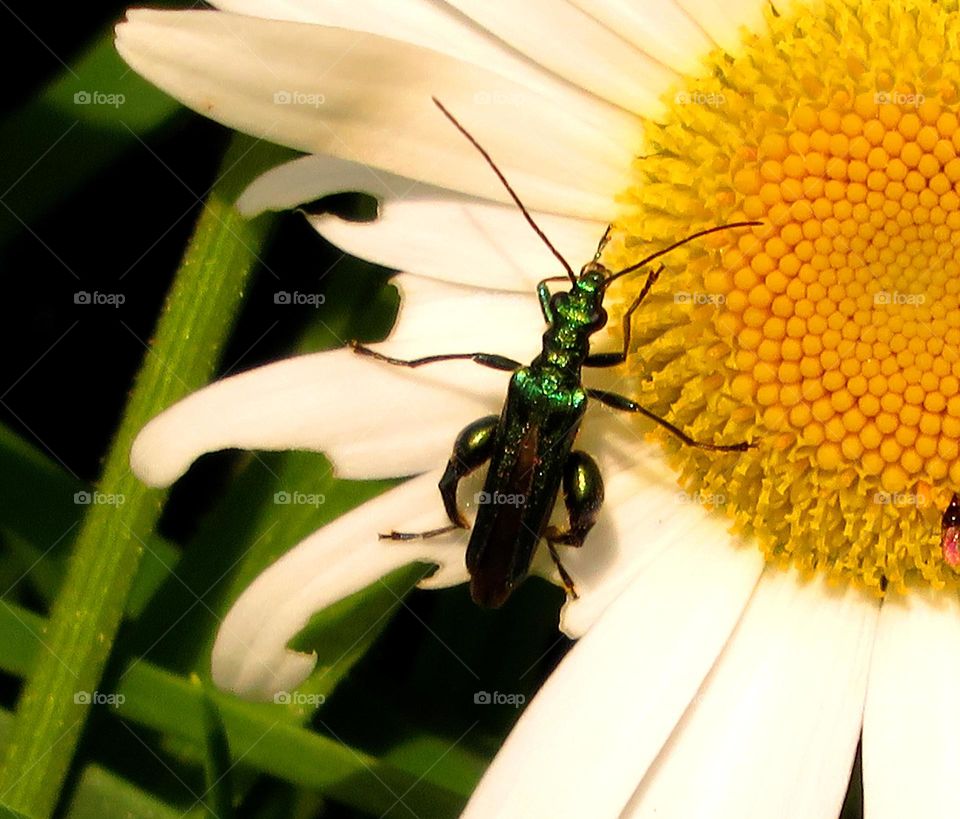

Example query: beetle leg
[545,451,605,547]
[543,451,604,599]
[438,416,500,527]
[380,415,500,541]
[587,388,756,451]
[584,264,664,368]
[351,341,521,373]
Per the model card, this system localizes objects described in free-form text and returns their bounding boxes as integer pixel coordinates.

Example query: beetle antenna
[433,97,578,284]
[594,225,613,261]
[602,222,763,290]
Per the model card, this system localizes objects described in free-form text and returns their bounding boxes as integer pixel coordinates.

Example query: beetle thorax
[540,276,608,370]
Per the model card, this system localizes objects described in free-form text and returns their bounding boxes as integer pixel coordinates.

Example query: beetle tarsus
[546,542,579,600]
[379,524,462,541]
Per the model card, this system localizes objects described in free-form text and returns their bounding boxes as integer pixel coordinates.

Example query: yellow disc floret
[605,0,960,593]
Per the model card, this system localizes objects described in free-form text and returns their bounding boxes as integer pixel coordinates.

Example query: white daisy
[118,1,960,816]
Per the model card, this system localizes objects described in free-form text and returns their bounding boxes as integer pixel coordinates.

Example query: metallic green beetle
[351,100,759,608]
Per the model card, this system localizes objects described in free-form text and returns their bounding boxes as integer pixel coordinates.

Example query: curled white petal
[211,469,469,699]
[862,587,960,819]
[305,193,602,292]
[235,153,414,216]
[462,533,763,818]
[237,155,606,292]
[624,569,880,819]
[305,200,603,293]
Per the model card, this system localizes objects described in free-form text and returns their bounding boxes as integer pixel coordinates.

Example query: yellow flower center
[607,0,960,593]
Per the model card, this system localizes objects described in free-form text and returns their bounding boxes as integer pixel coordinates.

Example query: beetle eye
[592,307,608,330]
[550,292,566,311]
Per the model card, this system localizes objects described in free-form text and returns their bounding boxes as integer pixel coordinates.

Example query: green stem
[0,133,287,818]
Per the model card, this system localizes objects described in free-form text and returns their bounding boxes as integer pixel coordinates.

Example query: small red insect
[940,493,960,568]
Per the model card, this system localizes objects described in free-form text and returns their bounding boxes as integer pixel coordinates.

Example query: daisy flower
[118,0,960,816]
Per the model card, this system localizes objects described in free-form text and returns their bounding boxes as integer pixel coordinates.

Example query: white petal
[548,410,756,637]
[862,587,960,819]
[307,201,603,293]
[212,469,470,699]
[386,274,542,358]
[673,0,768,53]
[624,569,880,819]
[238,155,607,291]
[568,0,713,76]
[462,534,763,819]
[235,153,415,216]
[130,276,542,486]
[210,0,636,131]
[115,10,637,220]
[441,0,676,116]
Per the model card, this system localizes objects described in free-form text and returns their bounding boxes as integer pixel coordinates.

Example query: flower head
[120,1,960,816]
